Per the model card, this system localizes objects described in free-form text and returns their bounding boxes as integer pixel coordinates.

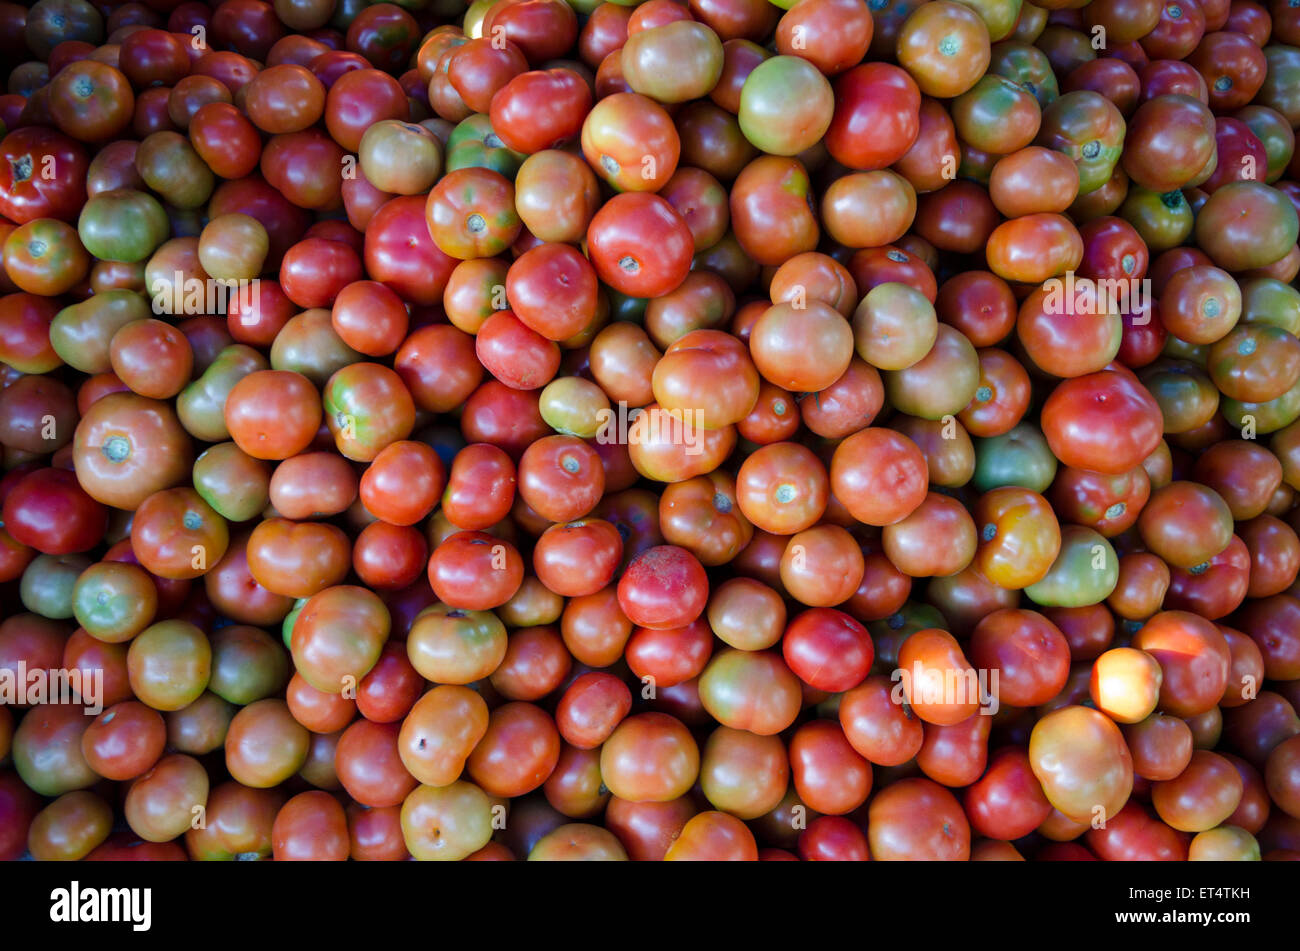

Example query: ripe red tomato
[587,193,694,298]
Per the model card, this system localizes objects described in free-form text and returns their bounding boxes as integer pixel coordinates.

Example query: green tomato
[1024,525,1118,607]
[1241,278,1300,335]
[49,289,151,374]
[973,422,1058,493]
[193,442,272,523]
[20,554,92,620]
[1221,380,1300,435]
[738,56,834,157]
[208,626,290,706]
[78,189,169,262]
[282,598,310,649]
[177,344,270,443]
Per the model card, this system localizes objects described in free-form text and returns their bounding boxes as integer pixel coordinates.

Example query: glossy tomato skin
[599,712,699,803]
[664,811,758,861]
[587,193,694,298]
[3,469,107,555]
[698,648,803,736]
[1041,370,1164,474]
[825,63,921,171]
[730,156,820,266]
[1085,801,1190,860]
[279,237,362,309]
[782,609,874,693]
[490,68,592,155]
[1030,705,1135,826]
[868,777,970,860]
[364,195,457,307]
[964,747,1053,840]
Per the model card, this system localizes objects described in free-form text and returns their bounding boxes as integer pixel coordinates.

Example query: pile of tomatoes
[1,0,1300,863]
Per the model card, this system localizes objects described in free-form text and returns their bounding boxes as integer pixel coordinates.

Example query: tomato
[321,362,415,462]
[787,720,870,816]
[614,544,707,631]
[1030,705,1134,824]
[664,811,758,861]
[1195,181,1300,273]
[427,530,523,611]
[364,195,457,307]
[868,777,970,860]
[622,21,724,103]
[776,0,872,72]
[333,719,415,809]
[121,753,209,844]
[342,1,417,70]
[504,245,596,345]
[1035,90,1126,196]
[273,791,349,861]
[750,304,855,397]
[828,427,926,528]
[696,647,802,736]
[426,167,520,261]
[223,699,309,790]
[1148,750,1245,833]
[897,3,990,97]
[588,192,694,298]
[731,441,825,535]
[696,725,786,818]
[783,608,874,692]
[1137,481,1233,569]
[1,127,90,224]
[290,585,389,694]
[735,55,833,158]
[1040,369,1164,475]
[1,466,104,556]
[968,609,1070,709]
[347,443,435,528]
[961,746,1051,840]
[0,292,63,375]
[578,92,675,193]
[1126,611,1232,720]
[489,68,591,155]
[129,487,228,581]
[895,628,981,725]
[322,68,407,153]
[879,324,978,421]
[514,149,601,244]
[986,214,1083,284]
[849,282,933,373]
[880,491,975,578]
